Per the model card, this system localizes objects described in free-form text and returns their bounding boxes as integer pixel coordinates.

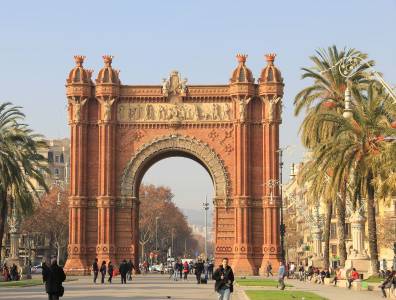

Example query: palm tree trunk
[323,200,333,270]
[367,170,379,275]
[336,189,347,267]
[0,192,8,263]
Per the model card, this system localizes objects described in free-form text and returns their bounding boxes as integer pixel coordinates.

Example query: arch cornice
[119,134,231,206]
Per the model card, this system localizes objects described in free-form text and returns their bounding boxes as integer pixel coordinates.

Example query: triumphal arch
[64,53,284,275]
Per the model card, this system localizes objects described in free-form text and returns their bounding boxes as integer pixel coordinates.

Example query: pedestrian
[289,262,295,279]
[100,261,106,284]
[379,270,396,297]
[204,260,209,280]
[298,263,304,281]
[208,261,214,279]
[347,268,359,289]
[92,258,99,284]
[119,259,128,284]
[331,267,341,286]
[173,260,179,281]
[266,262,273,277]
[213,258,234,300]
[277,261,286,290]
[2,264,10,281]
[127,259,134,281]
[195,259,204,284]
[183,260,189,280]
[107,261,114,283]
[179,260,183,279]
[10,264,19,281]
[42,258,66,300]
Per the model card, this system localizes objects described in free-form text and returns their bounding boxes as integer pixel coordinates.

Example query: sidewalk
[0,274,235,300]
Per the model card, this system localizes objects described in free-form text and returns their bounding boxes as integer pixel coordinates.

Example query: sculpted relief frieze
[117,102,233,123]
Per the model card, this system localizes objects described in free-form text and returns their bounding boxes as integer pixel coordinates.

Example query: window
[331,244,337,256]
[60,153,64,163]
[330,223,337,239]
[48,151,54,163]
[55,155,60,163]
[54,168,59,176]
[345,223,351,239]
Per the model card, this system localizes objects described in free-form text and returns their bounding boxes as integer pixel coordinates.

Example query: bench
[351,280,368,291]
[336,279,349,288]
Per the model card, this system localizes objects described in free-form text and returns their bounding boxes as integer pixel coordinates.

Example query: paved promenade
[0,274,222,300]
[0,274,387,300]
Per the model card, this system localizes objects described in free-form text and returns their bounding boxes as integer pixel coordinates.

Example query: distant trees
[139,184,199,261]
[21,187,68,264]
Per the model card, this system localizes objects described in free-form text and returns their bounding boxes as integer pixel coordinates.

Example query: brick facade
[64,54,284,275]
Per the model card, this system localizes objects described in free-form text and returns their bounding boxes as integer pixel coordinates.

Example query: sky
[1,0,395,212]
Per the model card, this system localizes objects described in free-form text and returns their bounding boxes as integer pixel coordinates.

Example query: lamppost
[155,216,159,251]
[203,196,209,260]
[276,147,288,262]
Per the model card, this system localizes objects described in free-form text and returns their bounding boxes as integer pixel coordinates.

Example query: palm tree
[295,46,375,267]
[0,102,48,262]
[310,82,396,274]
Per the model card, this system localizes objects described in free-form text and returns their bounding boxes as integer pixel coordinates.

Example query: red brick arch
[64,54,284,275]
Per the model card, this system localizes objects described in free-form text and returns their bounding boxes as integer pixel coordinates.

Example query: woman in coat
[100,261,107,284]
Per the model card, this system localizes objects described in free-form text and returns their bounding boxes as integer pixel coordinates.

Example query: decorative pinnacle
[236,53,248,64]
[74,55,86,67]
[103,55,114,67]
[265,53,276,64]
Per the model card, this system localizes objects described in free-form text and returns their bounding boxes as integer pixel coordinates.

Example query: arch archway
[64,55,284,276]
[120,134,230,203]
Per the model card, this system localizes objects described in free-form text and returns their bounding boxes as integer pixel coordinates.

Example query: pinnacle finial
[103,55,114,67]
[236,53,248,64]
[265,53,276,64]
[74,55,86,67]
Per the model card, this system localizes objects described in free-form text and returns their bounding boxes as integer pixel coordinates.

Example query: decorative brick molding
[120,134,231,206]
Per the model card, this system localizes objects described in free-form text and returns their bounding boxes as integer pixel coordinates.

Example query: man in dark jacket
[194,259,204,284]
[127,259,134,281]
[119,259,129,284]
[42,258,66,300]
[213,258,234,300]
[92,258,99,284]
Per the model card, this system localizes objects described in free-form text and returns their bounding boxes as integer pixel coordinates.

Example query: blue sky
[1,0,395,211]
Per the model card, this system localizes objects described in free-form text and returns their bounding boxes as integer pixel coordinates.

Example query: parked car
[149,263,163,273]
[31,265,43,274]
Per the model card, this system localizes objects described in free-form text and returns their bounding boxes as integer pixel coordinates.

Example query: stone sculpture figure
[269,97,281,122]
[100,98,116,122]
[239,97,252,122]
[70,98,87,122]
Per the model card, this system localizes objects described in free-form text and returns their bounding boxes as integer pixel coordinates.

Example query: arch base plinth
[64,258,90,276]
[231,256,258,276]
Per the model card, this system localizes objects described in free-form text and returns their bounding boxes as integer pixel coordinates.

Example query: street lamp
[203,196,209,260]
[155,216,159,251]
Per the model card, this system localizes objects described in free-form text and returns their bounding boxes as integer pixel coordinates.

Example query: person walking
[127,259,134,281]
[179,260,183,280]
[266,262,273,277]
[277,261,286,290]
[213,258,234,300]
[107,261,114,284]
[183,260,189,280]
[119,259,128,284]
[173,260,179,281]
[208,261,214,279]
[195,259,204,284]
[42,258,66,300]
[92,258,99,284]
[100,261,107,284]
[379,270,396,297]
[298,263,305,281]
